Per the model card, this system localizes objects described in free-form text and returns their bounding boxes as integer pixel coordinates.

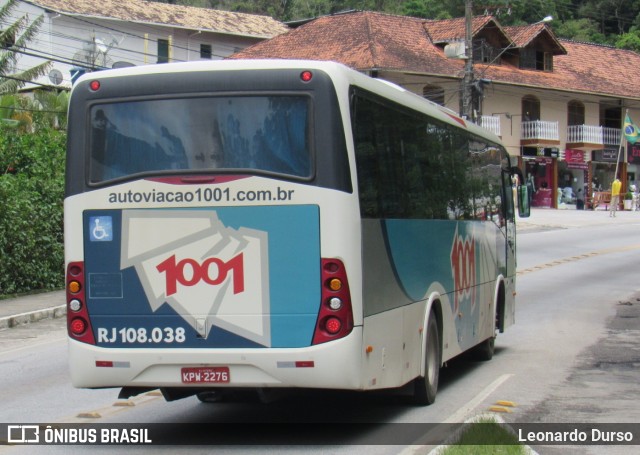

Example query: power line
[1,71,53,88]
[0,103,66,115]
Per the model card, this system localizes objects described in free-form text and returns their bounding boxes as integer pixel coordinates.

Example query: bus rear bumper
[69,327,364,391]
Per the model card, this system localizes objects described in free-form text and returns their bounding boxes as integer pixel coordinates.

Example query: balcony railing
[476,118,620,146]
[602,127,622,146]
[477,115,501,136]
[566,125,603,144]
[566,125,622,146]
[521,120,559,141]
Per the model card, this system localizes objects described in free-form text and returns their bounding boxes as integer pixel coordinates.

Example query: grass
[436,417,527,455]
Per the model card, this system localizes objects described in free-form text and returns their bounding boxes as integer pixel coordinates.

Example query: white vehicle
[65,60,528,404]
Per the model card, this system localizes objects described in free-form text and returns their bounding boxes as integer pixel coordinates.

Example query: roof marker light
[300,70,313,82]
[89,80,101,91]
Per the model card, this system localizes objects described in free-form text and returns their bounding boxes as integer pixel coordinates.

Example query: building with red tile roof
[231,10,640,209]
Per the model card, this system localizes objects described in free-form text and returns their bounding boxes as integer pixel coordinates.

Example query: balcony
[521,120,559,146]
[477,115,501,136]
[602,127,622,146]
[566,125,621,149]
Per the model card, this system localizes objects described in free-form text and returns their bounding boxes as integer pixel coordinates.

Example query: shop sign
[592,149,622,163]
[523,156,553,164]
[565,149,585,163]
[565,149,588,169]
[522,146,559,158]
[629,144,640,165]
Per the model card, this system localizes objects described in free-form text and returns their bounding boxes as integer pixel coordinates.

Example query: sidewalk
[1,207,639,330]
[0,290,65,330]
[517,206,640,231]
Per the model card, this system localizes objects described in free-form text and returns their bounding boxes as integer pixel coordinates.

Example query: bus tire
[196,390,224,403]
[413,311,440,405]
[472,336,495,361]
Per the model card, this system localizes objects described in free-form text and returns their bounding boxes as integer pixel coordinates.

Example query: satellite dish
[73,36,115,69]
[73,48,111,69]
[48,69,63,85]
[94,38,108,54]
[444,42,467,59]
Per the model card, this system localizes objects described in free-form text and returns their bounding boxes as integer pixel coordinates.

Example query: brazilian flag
[624,113,639,144]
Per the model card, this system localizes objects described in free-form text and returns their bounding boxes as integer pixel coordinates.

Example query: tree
[616,27,640,51]
[148,0,640,45]
[555,18,607,43]
[403,0,460,20]
[578,0,637,37]
[33,90,70,131]
[489,0,570,26]
[0,0,51,94]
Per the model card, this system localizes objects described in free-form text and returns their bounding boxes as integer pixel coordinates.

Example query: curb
[0,305,66,330]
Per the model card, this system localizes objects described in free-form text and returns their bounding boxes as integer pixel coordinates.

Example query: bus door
[500,166,517,330]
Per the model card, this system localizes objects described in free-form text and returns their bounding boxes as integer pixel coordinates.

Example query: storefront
[591,148,626,193]
[628,143,640,190]
[560,149,588,208]
[522,147,559,208]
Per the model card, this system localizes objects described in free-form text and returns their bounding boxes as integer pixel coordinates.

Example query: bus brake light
[66,262,96,345]
[312,259,354,345]
[325,317,342,334]
[70,318,87,335]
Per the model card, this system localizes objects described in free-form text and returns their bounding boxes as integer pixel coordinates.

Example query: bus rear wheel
[413,311,440,405]
[472,336,495,361]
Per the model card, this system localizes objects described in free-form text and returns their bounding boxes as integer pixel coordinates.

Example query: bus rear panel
[65,62,362,393]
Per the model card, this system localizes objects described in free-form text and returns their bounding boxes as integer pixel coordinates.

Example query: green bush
[0,128,66,295]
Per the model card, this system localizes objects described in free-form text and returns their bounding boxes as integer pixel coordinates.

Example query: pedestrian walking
[610,178,622,217]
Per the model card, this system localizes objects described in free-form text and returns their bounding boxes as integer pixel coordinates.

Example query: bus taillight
[70,317,87,336]
[66,262,96,345]
[324,317,342,334]
[312,259,354,345]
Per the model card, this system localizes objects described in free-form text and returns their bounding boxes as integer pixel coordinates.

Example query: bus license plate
[181,367,230,384]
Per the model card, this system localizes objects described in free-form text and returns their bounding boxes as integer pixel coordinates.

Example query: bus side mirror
[518,185,530,218]
[509,166,530,219]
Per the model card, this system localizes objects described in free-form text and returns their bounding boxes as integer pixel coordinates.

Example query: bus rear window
[89,96,311,183]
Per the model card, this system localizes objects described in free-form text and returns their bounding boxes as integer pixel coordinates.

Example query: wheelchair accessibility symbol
[89,216,113,242]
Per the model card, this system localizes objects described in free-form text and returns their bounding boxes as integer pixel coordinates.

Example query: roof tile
[27,0,289,37]
[424,16,494,43]
[231,11,640,101]
[233,11,464,75]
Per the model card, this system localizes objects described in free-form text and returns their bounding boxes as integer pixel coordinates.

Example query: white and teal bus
[65,60,528,405]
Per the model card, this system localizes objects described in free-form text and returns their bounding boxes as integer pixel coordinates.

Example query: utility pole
[461,0,474,121]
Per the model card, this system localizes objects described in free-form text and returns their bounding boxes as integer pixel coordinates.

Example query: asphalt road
[514,294,640,455]
[1,210,639,454]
